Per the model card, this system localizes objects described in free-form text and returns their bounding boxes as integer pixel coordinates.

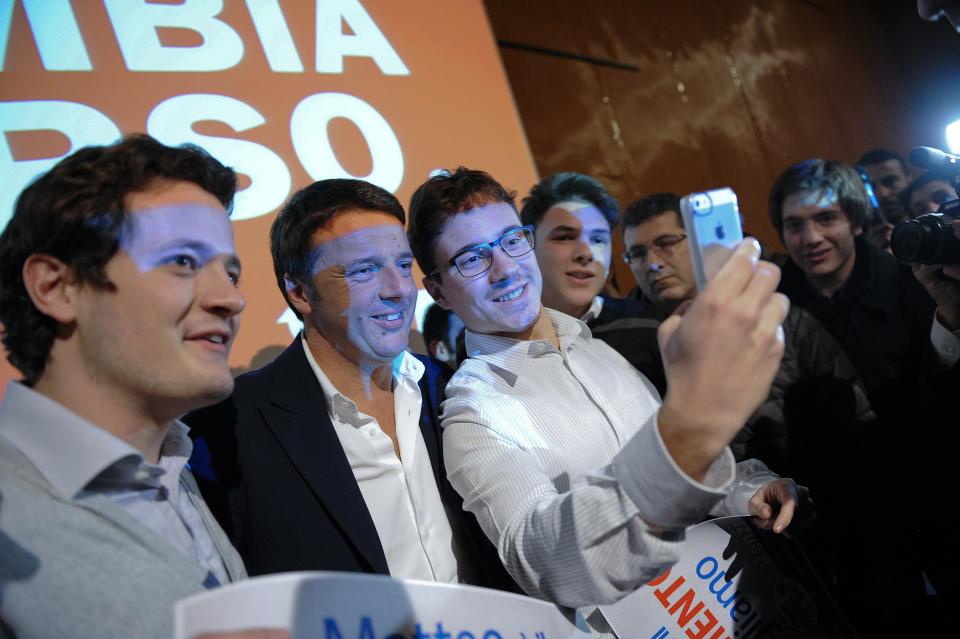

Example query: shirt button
[134,469,150,482]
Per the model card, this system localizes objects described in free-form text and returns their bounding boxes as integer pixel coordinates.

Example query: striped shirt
[441,309,774,610]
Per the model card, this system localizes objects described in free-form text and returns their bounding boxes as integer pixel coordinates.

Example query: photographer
[911,217,960,363]
[889,179,960,607]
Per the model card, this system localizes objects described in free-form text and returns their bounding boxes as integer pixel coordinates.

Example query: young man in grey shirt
[0,135,281,639]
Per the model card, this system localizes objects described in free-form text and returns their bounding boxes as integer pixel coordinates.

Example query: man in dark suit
[186,179,511,589]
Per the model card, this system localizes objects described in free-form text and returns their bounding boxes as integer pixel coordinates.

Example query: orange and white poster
[0,0,538,389]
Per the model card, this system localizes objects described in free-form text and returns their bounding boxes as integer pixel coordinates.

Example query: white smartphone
[679,187,744,290]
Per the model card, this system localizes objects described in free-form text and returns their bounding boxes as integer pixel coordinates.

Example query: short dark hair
[768,159,871,237]
[270,179,405,319]
[407,167,516,277]
[857,148,906,172]
[0,134,236,385]
[520,172,619,230]
[621,193,682,235]
[899,171,957,213]
[422,303,454,350]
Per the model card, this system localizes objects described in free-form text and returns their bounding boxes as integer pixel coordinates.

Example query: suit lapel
[414,356,444,487]
[260,341,389,574]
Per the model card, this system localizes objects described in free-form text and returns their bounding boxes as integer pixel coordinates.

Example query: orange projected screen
[0,0,537,390]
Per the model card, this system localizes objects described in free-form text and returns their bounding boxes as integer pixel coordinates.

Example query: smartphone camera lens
[693,193,713,216]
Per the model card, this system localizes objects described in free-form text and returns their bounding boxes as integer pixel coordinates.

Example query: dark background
[483,0,960,293]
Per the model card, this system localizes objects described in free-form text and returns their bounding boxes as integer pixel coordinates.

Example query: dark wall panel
[485,0,958,293]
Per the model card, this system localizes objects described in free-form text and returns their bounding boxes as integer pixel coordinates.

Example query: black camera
[890,198,960,264]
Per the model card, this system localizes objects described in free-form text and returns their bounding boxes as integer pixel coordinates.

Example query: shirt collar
[580,295,605,323]
[464,308,592,380]
[0,382,192,499]
[300,336,424,426]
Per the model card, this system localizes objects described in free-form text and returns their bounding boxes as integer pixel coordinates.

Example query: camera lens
[890,221,926,262]
[891,213,960,264]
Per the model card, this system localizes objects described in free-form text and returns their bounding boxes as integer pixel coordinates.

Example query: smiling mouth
[803,249,830,261]
[372,311,403,321]
[186,332,231,355]
[493,285,525,302]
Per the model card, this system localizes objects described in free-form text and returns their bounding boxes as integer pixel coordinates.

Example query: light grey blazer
[0,436,247,639]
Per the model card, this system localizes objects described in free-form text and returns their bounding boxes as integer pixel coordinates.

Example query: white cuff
[931,311,960,367]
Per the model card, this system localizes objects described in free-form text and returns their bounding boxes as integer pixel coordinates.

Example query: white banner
[176,572,590,639]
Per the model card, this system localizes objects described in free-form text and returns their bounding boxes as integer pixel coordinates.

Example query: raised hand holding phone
[656,234,789,481]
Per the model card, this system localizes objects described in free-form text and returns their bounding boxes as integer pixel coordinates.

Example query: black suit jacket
[185,338,514,590]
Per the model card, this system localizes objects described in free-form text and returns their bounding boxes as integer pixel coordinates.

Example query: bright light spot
[415,288,436,332]
[947,119,960,154]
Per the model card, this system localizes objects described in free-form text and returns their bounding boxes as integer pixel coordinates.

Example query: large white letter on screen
[245,0,303,72]
[291,92,404,193]
[315,0,408,75]
[0,0,91,71]
[104,0,243,72]
[0,101,120,230]
[147,94,291,221]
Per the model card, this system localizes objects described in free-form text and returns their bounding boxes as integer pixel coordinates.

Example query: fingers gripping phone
[679,187,744,290]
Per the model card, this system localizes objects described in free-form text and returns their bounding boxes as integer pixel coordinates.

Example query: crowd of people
[0,134,957,639]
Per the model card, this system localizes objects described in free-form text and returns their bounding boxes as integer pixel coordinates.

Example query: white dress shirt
[441,309,775,609]
[301,340,458,582]
[580,295,605,323]
[931,312,960,366]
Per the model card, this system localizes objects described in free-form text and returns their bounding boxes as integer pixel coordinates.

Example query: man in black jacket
[186,179,512,591]
[619,191,873,474]
[769,159,936,422]
[768,160,943,633]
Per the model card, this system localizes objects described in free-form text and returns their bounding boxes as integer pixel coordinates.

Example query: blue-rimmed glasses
[438,225,536,278]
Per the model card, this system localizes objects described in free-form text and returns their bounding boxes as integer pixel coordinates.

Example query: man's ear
[284,275,314,319]
[423,275,451,310]
[22,254,78,324]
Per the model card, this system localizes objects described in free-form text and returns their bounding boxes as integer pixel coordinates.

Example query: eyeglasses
[622,233,687,264]
[437,225,536,279]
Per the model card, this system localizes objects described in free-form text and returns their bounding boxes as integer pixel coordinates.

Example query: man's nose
[800,224,823,244]
[488,246,520,283]
[644,251,666,275]
[201,263,246,318]
[573,237,593,263]
[379,265,414,300]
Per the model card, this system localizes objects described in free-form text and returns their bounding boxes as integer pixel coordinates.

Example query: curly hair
[407,167,517,277]
[0,134,236,384]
